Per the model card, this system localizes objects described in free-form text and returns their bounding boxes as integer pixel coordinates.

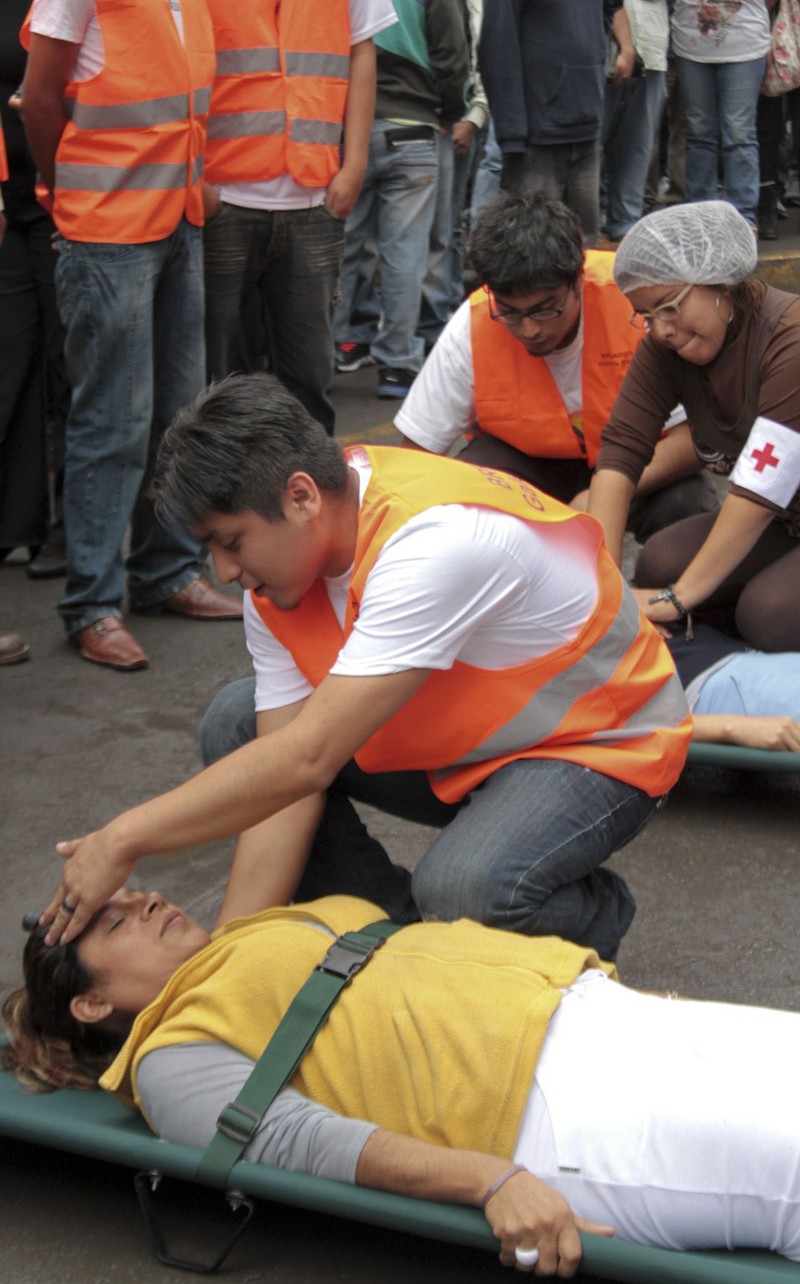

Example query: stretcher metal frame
[686,743,800,772]
[1,1050,798,1282]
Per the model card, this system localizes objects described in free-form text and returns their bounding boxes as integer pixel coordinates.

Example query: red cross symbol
[750,442,780,473]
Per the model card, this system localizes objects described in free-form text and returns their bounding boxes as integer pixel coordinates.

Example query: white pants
[514,970,800,1259]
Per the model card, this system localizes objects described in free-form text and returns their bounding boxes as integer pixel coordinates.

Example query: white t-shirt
[219,0,398,211]
[396,299,683,456]
[671,0,771,63]
[246,455,600,712]
[30,0,184,77]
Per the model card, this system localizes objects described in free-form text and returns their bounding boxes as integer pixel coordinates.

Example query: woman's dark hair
[467,191,585,297]
[151,371,349,531]
[1,924,126,1092]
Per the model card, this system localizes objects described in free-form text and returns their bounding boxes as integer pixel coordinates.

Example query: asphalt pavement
[1,228,799,1282]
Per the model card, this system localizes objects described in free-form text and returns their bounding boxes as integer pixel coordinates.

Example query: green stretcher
[686,743,800,772]
[1,1055,798,1282]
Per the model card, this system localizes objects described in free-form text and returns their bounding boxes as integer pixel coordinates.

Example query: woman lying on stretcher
[4,890,800,1277]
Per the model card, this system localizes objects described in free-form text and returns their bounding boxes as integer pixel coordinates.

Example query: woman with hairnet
[588,200,800,652]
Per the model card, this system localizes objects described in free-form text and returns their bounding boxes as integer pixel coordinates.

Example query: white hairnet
[613,201,758,295]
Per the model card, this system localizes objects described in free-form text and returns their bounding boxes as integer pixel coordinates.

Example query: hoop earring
[716,293,734,326]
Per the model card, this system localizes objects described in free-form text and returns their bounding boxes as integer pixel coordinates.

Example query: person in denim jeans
[202,0,397,435]
[40,374,691,962]
[333,0,469,399]
[22,0,242,671]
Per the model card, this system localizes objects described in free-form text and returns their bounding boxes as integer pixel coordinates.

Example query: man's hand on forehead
[41,829,136,945]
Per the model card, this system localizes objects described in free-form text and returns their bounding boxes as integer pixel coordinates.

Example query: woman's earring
[715,293,734,326]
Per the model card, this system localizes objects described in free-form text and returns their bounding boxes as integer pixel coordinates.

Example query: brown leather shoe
[0,632,30,665]
[161,576,243,620]
[75,617,148,670]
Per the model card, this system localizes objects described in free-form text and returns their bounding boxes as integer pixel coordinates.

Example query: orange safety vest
[251,447,690,800]
[204,0,350,188]
[470,251,642,468]
[21,0,215,243]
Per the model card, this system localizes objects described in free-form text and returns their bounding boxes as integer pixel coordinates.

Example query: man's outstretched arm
[44,667,431,942]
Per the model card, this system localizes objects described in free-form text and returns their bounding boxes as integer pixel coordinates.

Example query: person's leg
[127,219,206,607]
[0,216,48,549]
[445,130,477,314]
[522,972,800,1258]
[55,237,161,635]
[260,206,346,435]
[603,73,668,240]
[29,210,69,564]
[370,121,439,375]
[411,758,660,959]
[734,541,800,651]
[470,116,502,219]
[717,55,767,226]
[202,201,263,381]
[501,143,568,204]
[333,126,380,349]
[418,130,456,350]
[674,56,721,203]
[458,433,591,504]
[757,92,783,239]
[564,140,601,245]
[626,470,720,544]
[634,513,799,643]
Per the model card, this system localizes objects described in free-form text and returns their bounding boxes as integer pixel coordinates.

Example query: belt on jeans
[384,125,437,145]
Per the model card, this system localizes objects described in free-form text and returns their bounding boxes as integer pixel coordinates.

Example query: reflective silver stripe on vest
[68,93,190,130]
[284,51,350,79]
[193,154,205,182]
[55,161,188,192]
[206,110,286,140]
[432,590,688,779]
[290,118,342,146]
[216,46,280,75]
[194,86,213,114]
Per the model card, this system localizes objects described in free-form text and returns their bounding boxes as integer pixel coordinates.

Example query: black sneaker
[377,367,416,399]
[335,342,375,373]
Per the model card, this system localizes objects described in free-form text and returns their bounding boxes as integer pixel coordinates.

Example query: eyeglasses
[486,285,572,327]
[629,283,694,332]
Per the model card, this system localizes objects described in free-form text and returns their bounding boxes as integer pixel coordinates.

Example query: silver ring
[514,1246,540,1267]
[61,900,77,915]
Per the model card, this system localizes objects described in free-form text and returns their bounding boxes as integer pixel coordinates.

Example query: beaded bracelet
[648,583,694,641]
[480,1163,527,1210]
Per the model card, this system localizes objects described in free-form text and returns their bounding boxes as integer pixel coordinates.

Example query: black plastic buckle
[316,933,386,981]
[215,1101,262,1145]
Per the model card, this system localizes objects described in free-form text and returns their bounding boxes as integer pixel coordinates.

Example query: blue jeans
[204,202,345,433]
[54,220,206,634]
[419,129,479,344]
[675,55,766,227]
[501,140,601,244]
[201,678,663,958]
[471,117,503,221]
[603,70,668,239]
[334,119,439,372]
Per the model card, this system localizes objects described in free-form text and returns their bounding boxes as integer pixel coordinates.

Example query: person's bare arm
[691,714,800,752]
[586,467,637,566]
[45,667,432,942]
[213,702,326,926]
[633,422,703,496]
[610,7,636,83]
[357,1130,614,1275]
[325,38,375,220]
[634,492,775,625]
[21,33,79,197]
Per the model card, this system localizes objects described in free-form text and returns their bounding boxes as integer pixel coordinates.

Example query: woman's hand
[484,1169,614,1276]
[41,826,137,945]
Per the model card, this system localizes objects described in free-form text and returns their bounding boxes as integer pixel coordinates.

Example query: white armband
[729,416,800,508]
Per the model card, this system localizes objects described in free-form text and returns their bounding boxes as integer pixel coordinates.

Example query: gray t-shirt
[138,1043,378,1182]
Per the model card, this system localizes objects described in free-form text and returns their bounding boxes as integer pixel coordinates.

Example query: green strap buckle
[315,933,386,981]
[216,1101,263,1146]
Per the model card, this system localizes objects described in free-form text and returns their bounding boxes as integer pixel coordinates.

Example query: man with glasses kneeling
[396,191,718,546]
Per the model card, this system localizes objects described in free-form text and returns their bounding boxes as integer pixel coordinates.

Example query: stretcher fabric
[1,1055,798,1281]
[686,743,800,771]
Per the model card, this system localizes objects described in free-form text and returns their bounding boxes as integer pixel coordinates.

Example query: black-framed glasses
[628,283,694,332]
[486,285,572,327]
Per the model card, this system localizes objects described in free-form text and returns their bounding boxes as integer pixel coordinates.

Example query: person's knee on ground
[200,677,257,765]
